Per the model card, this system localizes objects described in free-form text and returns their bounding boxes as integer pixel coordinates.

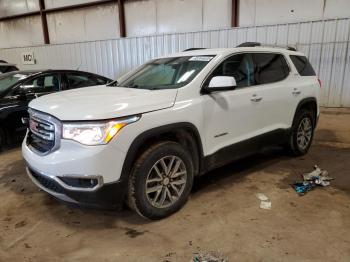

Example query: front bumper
[26,164,127,208]
[22,134,128,208]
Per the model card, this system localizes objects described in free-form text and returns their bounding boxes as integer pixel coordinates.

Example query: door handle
[251,94,262,102]
[292,88,301,95]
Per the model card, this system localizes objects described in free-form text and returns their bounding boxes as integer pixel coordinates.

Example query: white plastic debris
[255,193,269,201]
[260,201,272,210]
[302,165,333,186]
[255,193,271,210]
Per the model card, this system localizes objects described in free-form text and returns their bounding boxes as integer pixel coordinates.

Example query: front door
[201,53,263,157]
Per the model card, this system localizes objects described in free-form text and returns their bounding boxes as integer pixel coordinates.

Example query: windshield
[115,56,214,90]
[0,72,31,95]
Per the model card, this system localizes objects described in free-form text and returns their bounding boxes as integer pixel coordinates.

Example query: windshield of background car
[116,56,214,90]
[0,72,31,95]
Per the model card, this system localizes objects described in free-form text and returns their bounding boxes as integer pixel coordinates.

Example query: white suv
[22,44,320,219]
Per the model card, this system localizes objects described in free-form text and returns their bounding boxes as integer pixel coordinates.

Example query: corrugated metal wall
[0,18,349,107]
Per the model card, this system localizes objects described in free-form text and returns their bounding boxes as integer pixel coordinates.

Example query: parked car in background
[22,44,320,219]
[0,60,19,74]
[0,69,112,148]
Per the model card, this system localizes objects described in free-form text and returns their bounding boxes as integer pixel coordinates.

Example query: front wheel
[287,109,315,156]
[127,141,194,220]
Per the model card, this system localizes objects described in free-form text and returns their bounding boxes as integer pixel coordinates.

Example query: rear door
[250,52,295,132]
[289,55,319,115]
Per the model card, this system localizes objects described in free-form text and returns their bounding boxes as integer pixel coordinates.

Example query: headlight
[62,115,140,145]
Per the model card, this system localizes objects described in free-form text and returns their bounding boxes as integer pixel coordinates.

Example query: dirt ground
[1,108,350,262]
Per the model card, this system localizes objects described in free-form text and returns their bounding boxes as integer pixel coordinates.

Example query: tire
[287,109,315,156]
[127,141,194,220]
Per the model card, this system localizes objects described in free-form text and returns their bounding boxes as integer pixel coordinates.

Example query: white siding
[1,0,350,47]
[239,0,350,26]
[47,4,120,44]
[1,18,349,107]
[125,0,157,37]
[203,0,232,30]
[44,0,106,9]
[0,16,43,48]
[0,0,39,16]
[156,0,203,34]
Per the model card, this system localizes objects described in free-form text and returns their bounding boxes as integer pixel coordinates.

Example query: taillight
[317,78,322,88]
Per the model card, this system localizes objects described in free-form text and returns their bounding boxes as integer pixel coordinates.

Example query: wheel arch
[119,122,204,185]
[293,97,318,127]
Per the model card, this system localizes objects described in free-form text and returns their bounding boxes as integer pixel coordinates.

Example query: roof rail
[236,42,298,51]
[236,42,261,47]
[183,48,206,51]
[261,44,298,51]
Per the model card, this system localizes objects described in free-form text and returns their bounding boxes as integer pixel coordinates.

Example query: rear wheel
[127,141,194,220]
[287,109,314,156]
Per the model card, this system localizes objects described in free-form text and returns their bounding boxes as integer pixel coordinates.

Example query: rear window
[290,55,316,76]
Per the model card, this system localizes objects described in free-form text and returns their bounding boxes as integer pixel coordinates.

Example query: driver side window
[210,53,256,88]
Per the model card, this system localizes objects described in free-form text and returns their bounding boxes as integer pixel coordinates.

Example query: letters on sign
[21,52,35,65]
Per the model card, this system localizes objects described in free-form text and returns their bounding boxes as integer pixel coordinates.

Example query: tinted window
[253,53,290,85]
[210,54,255,88]
[20,74,61,94]
[290,55,316,76]
[66,73,105,89]
[0,65,18,73]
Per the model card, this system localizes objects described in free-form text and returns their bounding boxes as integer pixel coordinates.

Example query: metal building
[1,18,350,107]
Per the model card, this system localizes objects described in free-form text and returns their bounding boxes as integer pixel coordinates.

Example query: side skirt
[200,128,291,174]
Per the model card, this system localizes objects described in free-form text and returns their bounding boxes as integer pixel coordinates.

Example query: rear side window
[290,55,316,76]
[253,53,290,85]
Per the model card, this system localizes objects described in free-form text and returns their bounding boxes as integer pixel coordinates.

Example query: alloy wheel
[145,155,187,208]
[297,117,312,150]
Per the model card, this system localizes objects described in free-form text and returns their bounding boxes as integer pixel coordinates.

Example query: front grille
[27,111,57,154]
[27,131,55,153]
[30,168,65,194]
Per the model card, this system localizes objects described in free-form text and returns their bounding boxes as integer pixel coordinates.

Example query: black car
[0,60,19,74]
[0,69,112,148]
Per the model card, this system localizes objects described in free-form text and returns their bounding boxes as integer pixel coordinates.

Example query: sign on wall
[21,51,35,65]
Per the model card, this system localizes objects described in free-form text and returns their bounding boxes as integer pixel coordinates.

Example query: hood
[29,85,178,120]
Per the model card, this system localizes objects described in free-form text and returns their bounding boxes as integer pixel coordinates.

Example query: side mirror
[203,76,236,93]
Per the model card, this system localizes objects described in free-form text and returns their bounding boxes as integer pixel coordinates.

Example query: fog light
[59,177,99,188]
